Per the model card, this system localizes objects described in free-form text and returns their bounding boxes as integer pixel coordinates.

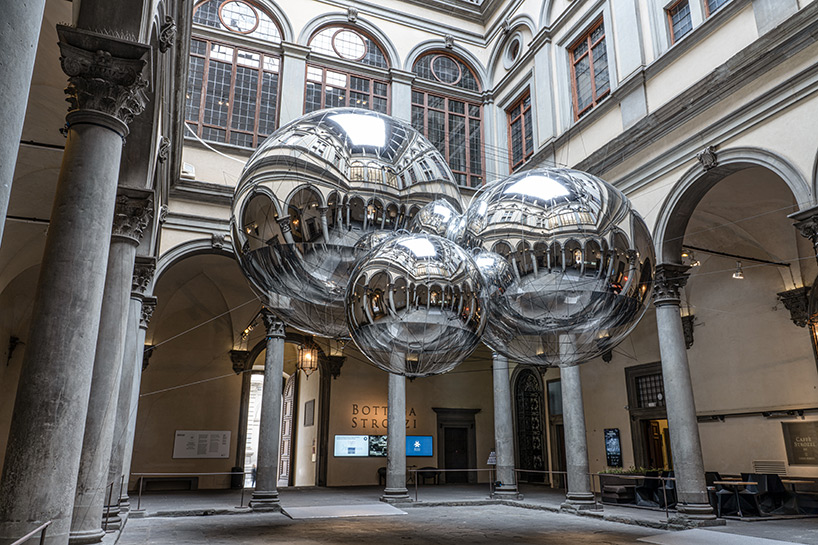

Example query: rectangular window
[667,0,692,43]
[185,39,280,148]
[506,90,533,171]
[303,65,389,114]
[705,0,728,16]
[569,19,610,120]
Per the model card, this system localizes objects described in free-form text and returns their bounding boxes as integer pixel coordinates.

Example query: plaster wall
[294,371,320,486]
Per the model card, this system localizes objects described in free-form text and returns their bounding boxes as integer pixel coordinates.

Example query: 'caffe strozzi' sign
[350,404,417,430]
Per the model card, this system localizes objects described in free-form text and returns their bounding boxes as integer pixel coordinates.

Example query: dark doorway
[626,363,673,470]
[641,419,672,470]
[514,368,546,483]
[443,427,469,482]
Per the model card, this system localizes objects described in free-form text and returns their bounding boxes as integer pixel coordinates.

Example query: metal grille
[753,460,787,476]
[636,373,665,408]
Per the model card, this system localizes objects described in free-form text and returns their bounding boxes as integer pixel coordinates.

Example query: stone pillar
[70,192,152,543]
[388,69,415,123]
[653,264,714,518]
[0,0,47,246]
[278,42,310,126]
[0,26,149,545]
[106,258,155,519]
[381,359,409,502]
[318,206,330,241]
[250,311,285,511]
[560,363,595,510]
[491,353,520,498]
[120,298,156,517]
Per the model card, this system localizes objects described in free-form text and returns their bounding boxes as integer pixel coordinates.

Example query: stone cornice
[652,264,690,307]
[57,25,150,132]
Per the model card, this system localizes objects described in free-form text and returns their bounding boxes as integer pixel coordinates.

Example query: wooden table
[713,480,757,517]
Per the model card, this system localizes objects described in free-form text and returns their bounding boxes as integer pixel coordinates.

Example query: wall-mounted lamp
[298,339,319,377]
[732,261,744,280]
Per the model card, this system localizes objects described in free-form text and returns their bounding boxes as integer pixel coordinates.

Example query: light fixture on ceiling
[732,261,744,280]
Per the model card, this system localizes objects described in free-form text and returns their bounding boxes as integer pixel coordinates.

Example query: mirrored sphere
[346,233,488,377]
[462,167,655,367]
[231,108,463,338]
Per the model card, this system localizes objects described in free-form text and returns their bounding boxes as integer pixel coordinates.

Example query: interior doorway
[443,427,469,483]
[547,379,566,488]
[514,368,546,483]
[626,363,673,470]
[641,419,672,470]
[433,408,480,484]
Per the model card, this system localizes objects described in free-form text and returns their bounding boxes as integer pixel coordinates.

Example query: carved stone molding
[681,314,695,349]
[696,146,717,171]
[157,136,170,163]
[601,350,613,363]
[112,193,153,243]
[261,309,286,338]
[652,264,690,306]
[347,7,358,22]
[142,344,154,371]
[57,25,150,129]
[132,257,157,296]
[230,349,250,375]
[444,34,454,49]
[211,233,227,250]
[158,204,169,224]
[791,209,818,264]
[777,286,811,328]
[158,15,177,53]
[325,355,345,379]
[277,216,292,234]
[139,296,157,330]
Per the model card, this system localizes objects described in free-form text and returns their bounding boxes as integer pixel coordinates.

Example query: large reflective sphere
[231,109,463,338]
[346,233,488,377]
[462,168,655,367]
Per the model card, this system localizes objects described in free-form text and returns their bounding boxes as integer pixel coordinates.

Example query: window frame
[703,0,729,17]
[506,89,534,172]
[304,64,390,114]
[666,0,693,44]
[568,17,610,120]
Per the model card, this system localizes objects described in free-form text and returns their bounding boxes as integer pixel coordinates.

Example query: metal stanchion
[103,481,114,531]
[136,475,144,511]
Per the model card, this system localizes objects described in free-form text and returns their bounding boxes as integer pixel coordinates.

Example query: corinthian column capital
[113,191,153,244]
[652,264,690,307]
[260,309,285,339]
[132,256,156,297]
[57,25,151,134]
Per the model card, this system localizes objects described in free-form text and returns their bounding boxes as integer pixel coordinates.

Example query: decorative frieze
[261,309,286,339]
[652,264,690,306]
[112,194,153,243]
[57,25,150,127]
[777,286,811,328]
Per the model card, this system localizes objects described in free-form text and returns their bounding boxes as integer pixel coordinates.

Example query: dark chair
[635,471,661,507]
[705,471,722,513]
[417,467,440,485]
[377,466,386,486]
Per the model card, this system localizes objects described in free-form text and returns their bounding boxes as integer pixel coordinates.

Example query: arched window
[186,0,283,148]
[305,26,390,114]
[411,51,483,188]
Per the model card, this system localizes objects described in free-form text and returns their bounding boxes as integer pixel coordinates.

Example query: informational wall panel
[173,430,231,459]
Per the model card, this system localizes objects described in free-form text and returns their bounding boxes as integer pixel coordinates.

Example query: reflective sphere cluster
[233,110,654,375]
[232,108,463,341]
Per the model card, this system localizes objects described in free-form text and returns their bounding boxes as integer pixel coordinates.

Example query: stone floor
[116,485,818,545]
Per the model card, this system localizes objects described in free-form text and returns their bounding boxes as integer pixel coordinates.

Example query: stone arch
[511,365,546,482]
[486,15,536,78]
[152,237,235,293]
[538,0,558,29]
[297,13,400,69]
[403,41,489,91]
[654,147,812,265]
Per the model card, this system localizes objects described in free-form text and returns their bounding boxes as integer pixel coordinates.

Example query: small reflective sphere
[409,199,461,239]
[462,167,655,367]
[346,233,488,377]
[231,108,463,338]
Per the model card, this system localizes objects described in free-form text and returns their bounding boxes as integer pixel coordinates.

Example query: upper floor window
[569,19,610,120]
[186,1,283,148]
[305,26,390,114]
[411,52,483,188]
[667,0,692,43]
[705,0,728,16]
[507,91,533,171]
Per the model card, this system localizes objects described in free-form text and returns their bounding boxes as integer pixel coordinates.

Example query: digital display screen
[406,435,433,457]
[333,435,369,457]
[368,435,387,457]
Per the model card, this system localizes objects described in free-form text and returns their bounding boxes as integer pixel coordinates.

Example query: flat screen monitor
[368,435,387,457]
[333,435,369,457]
[406,435,433,457]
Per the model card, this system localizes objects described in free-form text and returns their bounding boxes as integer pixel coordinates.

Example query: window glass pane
[193,0,220,28]
[591,22,605,43]
[448,114,466,172]
[413,53,479,91]
[469,118,481,176]
[230,132,254,147]
[574,55,592,112]
[333,29,367,59]
[372,96,388,113]
[449,100,464,114]
[190,39,207,56]
[306,66,323,82]
[411,104,425,133]
[412,91,424,105]
[231,65,258,132]
[669,1,692,41]
[201,126,226,143]
[373,81,388,96]
[210,43,234,63]
[258,72,278,135]
[185,55,205,121]
[428,110,446,157]
[573,38,588,59]
[432,55,461,84]
[350,91,368,108]
[237,50,259,68]
[325,86,346,108]
[592,41,610,96]
[523,94,531,109]
[252,11,280,42]
[510,118,523,166]
[309,26,388,68]
[326,70,347,88]
[305,81,322,113]
[547,381,562,416]
[523,107,533,156]
[469,104,480,118]
[428,95,445,110]
[263,57,279,72]
[203,60,232,127]
[708,0,728,14]
[350,76,369,93]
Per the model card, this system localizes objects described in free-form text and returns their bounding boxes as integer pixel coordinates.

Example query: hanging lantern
[298,341,319,377]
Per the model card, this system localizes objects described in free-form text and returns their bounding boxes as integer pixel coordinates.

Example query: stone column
[560,363,595,510]
[653,264,714,518]
[381,358,409,502]
[70,192,152,543]
[278,42,310,126]
[250,311,285,511]
[491,353,520,498]
[106,258,155,520]
[0,27,148,545]
[388,69,415,123]
[120,298,156,518]
[0,0,47,246]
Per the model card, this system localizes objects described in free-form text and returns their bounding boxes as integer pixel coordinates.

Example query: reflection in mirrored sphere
[346,233,488,377]
[231,108,463,338]
[462,167,655,367]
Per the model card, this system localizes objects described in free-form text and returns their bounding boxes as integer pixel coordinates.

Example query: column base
[119,494,130,513]
[68,528,106,544]
[250,490,281,512]
[380,487,410,503]
[561,492,599,512]
[102,504,122,530]
[491,485,523,500]
[676,502,717,519]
